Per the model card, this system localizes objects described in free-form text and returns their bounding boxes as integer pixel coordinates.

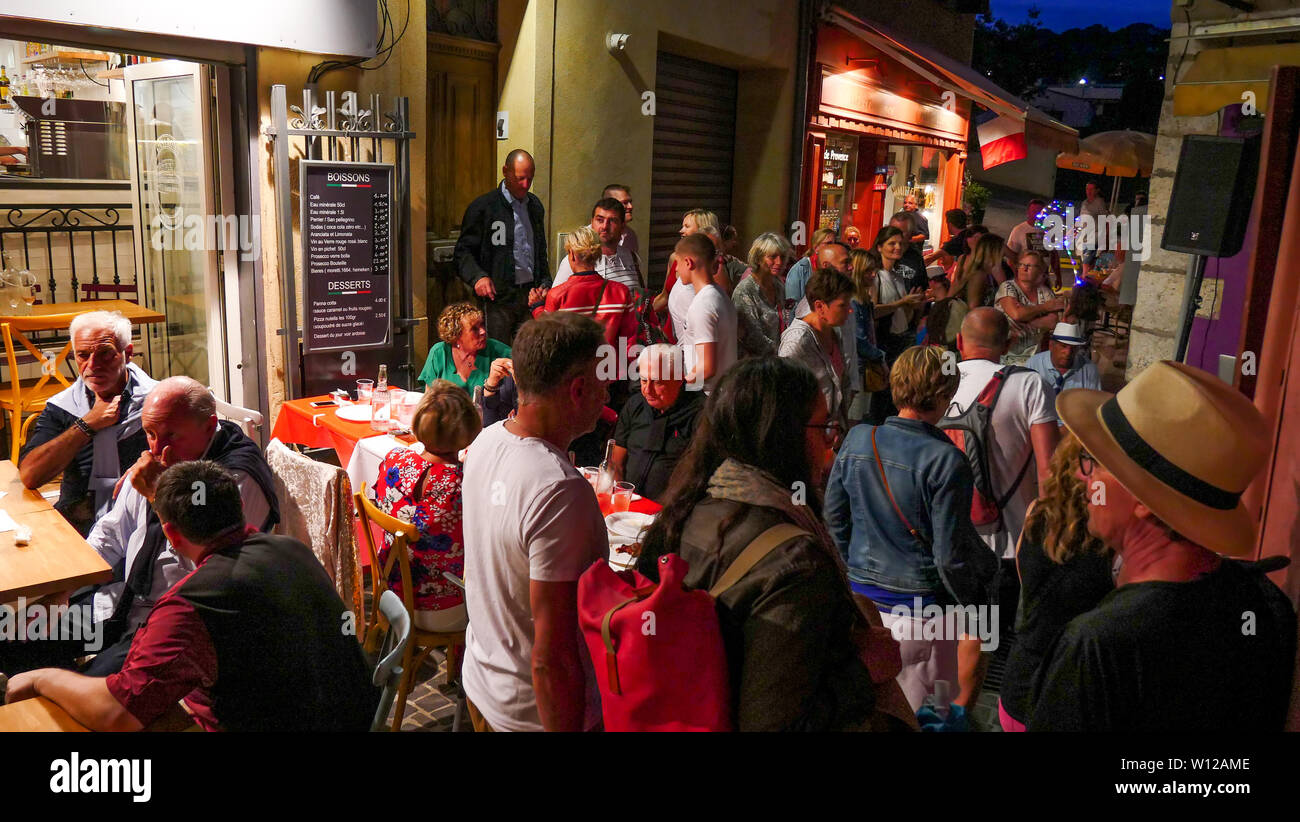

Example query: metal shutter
[648,52,738,289]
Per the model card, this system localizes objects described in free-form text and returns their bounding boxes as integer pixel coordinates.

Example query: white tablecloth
[345,435,424,500]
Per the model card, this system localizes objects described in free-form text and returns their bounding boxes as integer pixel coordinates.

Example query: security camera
[606,32,629,53]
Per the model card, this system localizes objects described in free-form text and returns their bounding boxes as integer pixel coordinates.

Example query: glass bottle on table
[596,438,616,515]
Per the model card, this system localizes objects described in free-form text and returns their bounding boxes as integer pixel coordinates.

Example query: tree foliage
[972,6,1168,133]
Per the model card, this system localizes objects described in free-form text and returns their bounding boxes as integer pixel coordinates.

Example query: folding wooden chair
[0,314,80,458]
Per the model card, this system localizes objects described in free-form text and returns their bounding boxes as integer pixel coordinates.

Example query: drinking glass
[355,379,374,405]
[612,481,634,513]
[396,391,418,429]
[370,387,390,432]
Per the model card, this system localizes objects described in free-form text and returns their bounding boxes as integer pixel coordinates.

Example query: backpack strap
[599,581,658,695]
[872,424,931,549]
[709,523,810,598]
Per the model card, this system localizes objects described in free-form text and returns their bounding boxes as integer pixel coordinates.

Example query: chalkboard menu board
[300,161,393,353]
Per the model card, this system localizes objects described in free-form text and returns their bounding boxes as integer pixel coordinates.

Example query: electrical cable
[308,0,407,86]
[79,59,110,88]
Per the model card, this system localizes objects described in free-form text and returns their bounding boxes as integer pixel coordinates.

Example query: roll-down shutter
[648,52,738,289]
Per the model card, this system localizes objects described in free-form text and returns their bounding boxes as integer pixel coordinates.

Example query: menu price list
[302,164,393,352]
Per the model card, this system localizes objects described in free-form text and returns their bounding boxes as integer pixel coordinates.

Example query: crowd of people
[0,149,1294,734]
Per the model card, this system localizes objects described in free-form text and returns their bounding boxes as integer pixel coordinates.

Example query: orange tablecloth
[269,396,387,469]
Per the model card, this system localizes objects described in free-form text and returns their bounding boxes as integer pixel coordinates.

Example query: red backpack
[577,524,807,732]
[937,366,1033,528]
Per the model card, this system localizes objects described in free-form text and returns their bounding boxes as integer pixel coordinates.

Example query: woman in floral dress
[375,380,482,632]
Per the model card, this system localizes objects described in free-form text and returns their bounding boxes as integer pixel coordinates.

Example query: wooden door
[426,32,498,316]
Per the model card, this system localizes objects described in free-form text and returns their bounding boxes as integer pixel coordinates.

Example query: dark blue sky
[990,0,1171,31]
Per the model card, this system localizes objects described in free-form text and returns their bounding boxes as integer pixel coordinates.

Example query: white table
[344,434,424,500]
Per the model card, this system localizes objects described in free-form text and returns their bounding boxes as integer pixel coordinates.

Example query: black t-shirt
[942,230,970,258]
[1029,561,1296,731]
[999,534,1113,723]
[613,390,703,502]
[900,248,928,293]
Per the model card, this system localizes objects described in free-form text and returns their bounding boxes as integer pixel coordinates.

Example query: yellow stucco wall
[254,1,427,416]
[495,0,798,274]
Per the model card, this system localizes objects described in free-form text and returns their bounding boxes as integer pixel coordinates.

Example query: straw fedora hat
[1056,360,1269,557]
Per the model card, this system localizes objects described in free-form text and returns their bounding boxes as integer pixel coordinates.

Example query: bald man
[81,377,280,675]
[949,307,1059,710]
[454,148,552,344]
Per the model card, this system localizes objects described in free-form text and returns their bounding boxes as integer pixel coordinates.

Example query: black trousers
[481,287,534,348]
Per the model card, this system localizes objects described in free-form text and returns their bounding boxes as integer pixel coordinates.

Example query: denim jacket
[824,417,996,606]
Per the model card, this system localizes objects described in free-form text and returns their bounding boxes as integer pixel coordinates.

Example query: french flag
[975,108,1027,170]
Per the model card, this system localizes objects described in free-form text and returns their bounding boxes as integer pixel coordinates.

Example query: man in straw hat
[1029,361,1296,731]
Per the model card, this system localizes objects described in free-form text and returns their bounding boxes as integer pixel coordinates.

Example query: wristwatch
[73,417,95,439]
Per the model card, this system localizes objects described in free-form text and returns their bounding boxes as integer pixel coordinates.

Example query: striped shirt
[552,247,643,292]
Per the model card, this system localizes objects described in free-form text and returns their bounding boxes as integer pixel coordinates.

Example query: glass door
[124,60,225,394]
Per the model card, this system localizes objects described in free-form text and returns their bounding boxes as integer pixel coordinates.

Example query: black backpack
[938,365,1033,528]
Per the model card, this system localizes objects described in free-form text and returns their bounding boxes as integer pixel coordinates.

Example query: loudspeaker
[1162,135,1260,257]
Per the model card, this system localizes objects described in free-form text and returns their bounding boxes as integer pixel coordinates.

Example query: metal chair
[354,483,467,732]
[370,590,412,732]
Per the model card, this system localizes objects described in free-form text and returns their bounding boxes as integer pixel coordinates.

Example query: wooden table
[0,458,52,515]
[0,460,112,604]
[0,299,167,329]
[0,696,90,732]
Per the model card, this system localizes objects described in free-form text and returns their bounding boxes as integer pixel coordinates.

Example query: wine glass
[17,269,37,312]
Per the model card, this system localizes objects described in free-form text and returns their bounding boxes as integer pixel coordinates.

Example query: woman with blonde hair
[997,431,1114,731]
[943,232,1006,308]
[825,345,997,712]
[417,302,512,392]
[374,380,484,633]
[733,231,794,357]
[996,250,1068,364]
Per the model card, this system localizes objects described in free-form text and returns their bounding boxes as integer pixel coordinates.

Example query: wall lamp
[606,32,630,53]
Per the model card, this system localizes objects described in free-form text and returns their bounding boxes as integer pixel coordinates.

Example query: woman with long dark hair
[635,357,875,731]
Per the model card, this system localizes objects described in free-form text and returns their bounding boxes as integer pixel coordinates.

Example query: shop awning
[825,6,1078,154]
[1173,42,1300,117]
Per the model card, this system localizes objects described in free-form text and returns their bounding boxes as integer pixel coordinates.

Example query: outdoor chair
[355,484,466,732]
[370,590,412,732]
[208,386,263,437]
[0,315,80,458]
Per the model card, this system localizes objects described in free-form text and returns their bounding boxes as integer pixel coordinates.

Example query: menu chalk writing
[301,162,394,352]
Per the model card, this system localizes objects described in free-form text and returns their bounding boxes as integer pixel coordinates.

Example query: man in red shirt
[537,225,639,390]
[4,461,375,731]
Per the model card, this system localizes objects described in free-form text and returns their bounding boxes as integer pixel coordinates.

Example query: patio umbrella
[1056,130,1156,209]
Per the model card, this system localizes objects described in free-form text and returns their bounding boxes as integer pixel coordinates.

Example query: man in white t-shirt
[948,307,1060,712]
[551,198,643,293]
[1078,180,1110,277]
[675,233,738,395]
[1004,198,1061,289]
[460,312,610,732]
[951,307,1060,558]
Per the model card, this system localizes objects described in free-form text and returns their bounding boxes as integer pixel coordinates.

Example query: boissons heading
[328,172,371,183]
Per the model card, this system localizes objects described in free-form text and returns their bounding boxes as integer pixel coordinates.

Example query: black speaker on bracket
[1161,135,1261,258]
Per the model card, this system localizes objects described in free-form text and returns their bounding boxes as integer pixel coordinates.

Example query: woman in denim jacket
[824,345,997,712]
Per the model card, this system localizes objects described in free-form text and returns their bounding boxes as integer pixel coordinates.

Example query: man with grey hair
[19,310,157,535]
[80,375,279,675]
[610,343,703,501]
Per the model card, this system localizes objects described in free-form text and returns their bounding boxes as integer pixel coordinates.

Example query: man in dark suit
[455,149,550,345]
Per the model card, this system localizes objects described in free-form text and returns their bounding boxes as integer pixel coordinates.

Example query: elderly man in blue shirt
[1026,322,1102,418]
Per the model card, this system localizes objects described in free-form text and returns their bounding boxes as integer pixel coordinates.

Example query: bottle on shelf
[0,66,10,109]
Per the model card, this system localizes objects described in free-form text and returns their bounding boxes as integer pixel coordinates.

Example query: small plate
[335,404,372,422]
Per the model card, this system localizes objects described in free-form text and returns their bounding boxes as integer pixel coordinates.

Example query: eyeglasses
[806,421,844,442]
[1078,448,1095,477]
